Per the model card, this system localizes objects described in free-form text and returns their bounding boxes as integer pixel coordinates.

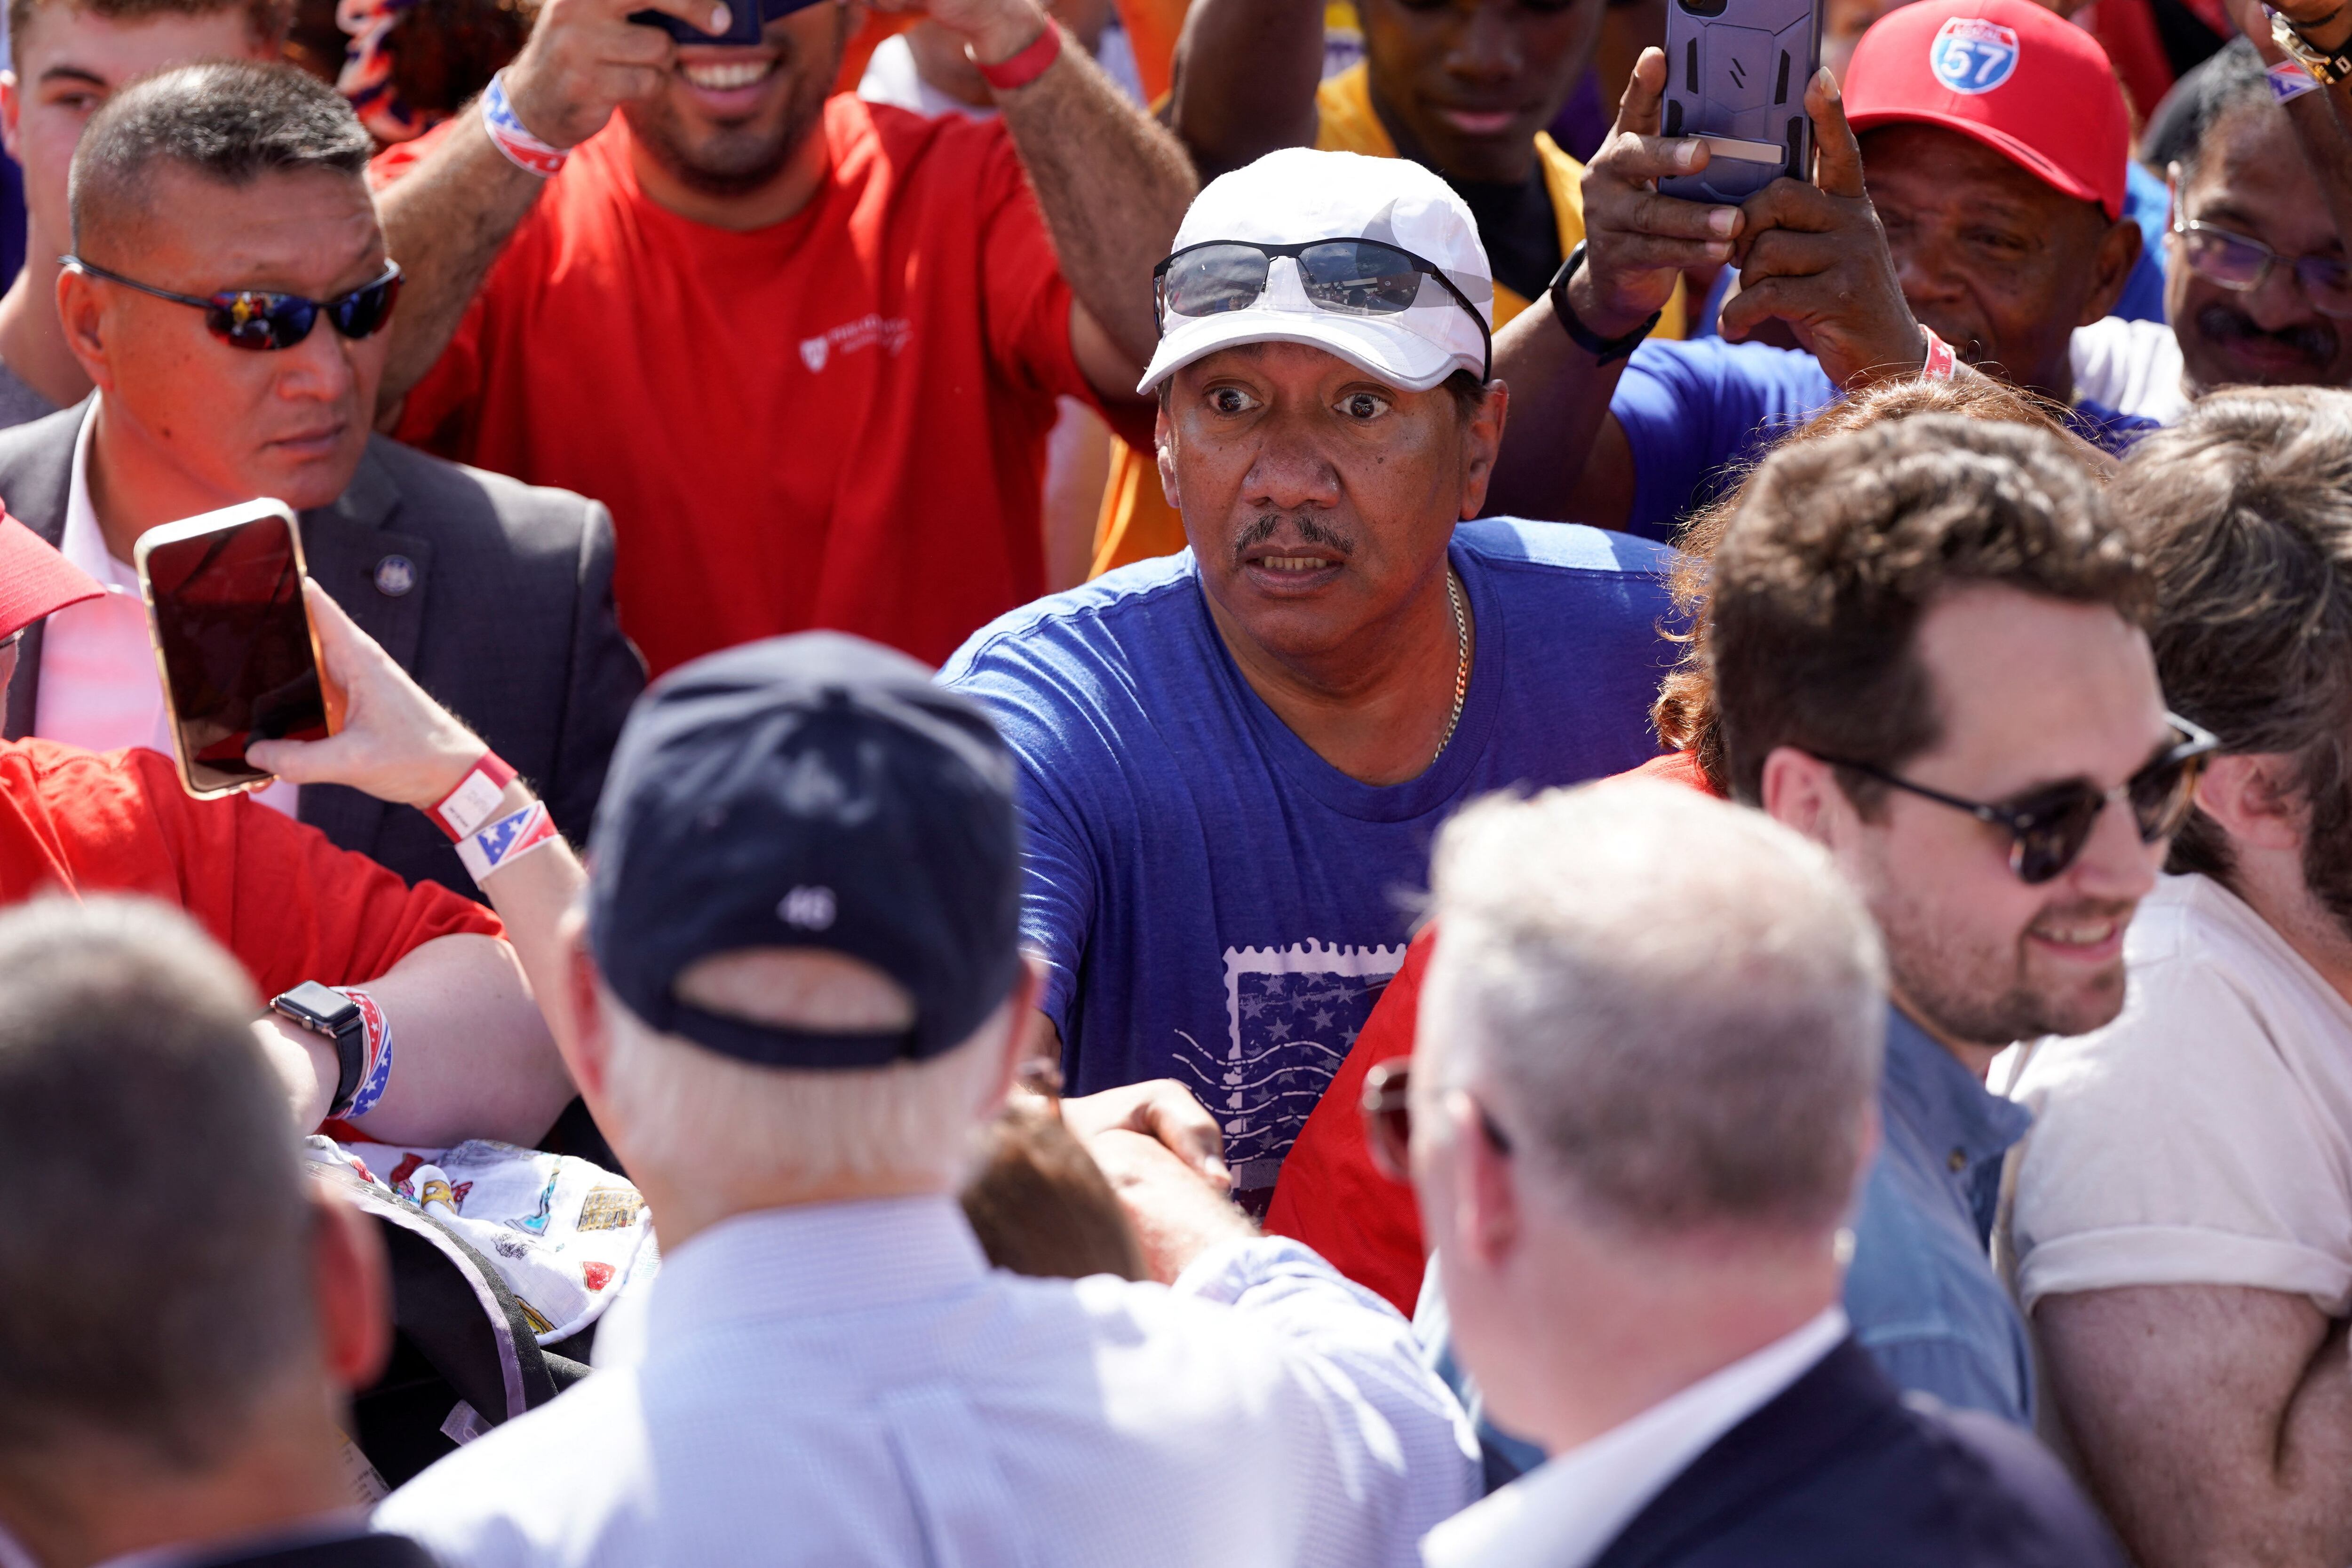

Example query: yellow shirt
[1091,62,1686,576]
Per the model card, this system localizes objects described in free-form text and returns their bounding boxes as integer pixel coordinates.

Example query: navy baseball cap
[586,633,1024,1069]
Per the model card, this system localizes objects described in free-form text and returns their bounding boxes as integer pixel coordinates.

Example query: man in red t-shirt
[372,0,1194,674]
[0,516,576,1149]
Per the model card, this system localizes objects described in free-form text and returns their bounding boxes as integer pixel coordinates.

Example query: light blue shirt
[1843,1006,2035,1425]
[377,1195,1479,1567]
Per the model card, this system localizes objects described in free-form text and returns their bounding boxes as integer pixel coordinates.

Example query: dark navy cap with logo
[586,632,1023,1069]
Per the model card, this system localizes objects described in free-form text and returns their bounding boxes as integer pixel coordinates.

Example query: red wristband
[972,20,1063,92]
[430,750,518,841]
[1918,325,1958,382]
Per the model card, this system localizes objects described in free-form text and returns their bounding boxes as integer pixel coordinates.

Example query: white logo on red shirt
[798,314,912,374]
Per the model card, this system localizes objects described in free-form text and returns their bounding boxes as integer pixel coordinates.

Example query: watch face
[273,981,361,1031]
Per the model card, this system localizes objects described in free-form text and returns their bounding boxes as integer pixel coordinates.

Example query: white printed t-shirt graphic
[1200,941,1406,1207]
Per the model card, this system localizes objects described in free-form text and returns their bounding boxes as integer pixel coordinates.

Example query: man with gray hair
[375,631,1478,1567]
[0,897,430,1568]
[1408,782,2122,1567]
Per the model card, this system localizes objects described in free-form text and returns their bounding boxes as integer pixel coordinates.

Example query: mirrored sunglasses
[63,256,405,352]
[1152,238,1492,380]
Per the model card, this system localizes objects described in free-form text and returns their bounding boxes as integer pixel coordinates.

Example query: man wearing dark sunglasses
[0,62,644,903]
[2008,390,2352,1568]
[1706,414,2178,1431]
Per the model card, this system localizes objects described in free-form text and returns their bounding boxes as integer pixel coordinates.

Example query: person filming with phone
[0,59,642,897]
[1488,0,2155,538]
[0,515,577,1149]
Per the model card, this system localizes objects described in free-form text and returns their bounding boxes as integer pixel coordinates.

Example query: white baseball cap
[1137,147,1496,396]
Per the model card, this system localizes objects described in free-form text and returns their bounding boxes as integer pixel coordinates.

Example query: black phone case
[1659,0,1824,204]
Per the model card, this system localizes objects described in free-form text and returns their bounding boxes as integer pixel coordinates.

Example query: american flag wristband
[482,71,568,178]
[430,749,519,841]
[456,799,562,884]
[1919,324,1958,382]
[330,987,394,1119]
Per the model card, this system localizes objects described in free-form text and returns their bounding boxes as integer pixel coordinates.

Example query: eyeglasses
[2171,218,2352,319]
[1814,715,2222,886]
[1152,238,1493,380]
[1361,1059,1512,1184]
[62,256,404,351]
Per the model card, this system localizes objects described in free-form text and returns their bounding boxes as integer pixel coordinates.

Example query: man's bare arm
[2038,1284,2352,1568]
[373,0,714,414]
[880,0,1196,396]
[1166,0,1323,181]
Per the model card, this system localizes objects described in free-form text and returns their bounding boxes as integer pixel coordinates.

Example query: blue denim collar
[1881,1006,2032,1238]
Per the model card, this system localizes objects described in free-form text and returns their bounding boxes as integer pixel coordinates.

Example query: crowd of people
[1,0,2351,1560]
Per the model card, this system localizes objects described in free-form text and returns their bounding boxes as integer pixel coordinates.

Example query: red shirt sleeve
[0,742,503,999]
[1263,927,1432,1315]
[1263,749,1720,1314]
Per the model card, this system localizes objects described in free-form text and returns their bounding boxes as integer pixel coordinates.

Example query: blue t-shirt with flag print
[940,520,1679,1214]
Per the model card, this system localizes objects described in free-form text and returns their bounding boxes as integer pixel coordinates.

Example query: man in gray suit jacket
[1,61,641,897]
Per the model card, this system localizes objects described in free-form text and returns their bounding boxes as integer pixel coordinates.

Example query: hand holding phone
[135,500,340,800]
[1660,0,1824,204]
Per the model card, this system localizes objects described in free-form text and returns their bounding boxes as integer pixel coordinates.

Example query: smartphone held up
[1661,0,1824,204]
[135,499,341,800]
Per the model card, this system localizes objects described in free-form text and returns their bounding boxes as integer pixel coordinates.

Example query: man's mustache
[2196,302,2338,368]
[1231,512,1357,565]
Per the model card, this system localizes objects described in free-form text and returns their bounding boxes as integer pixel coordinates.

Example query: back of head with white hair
[1417,781,1887,1240]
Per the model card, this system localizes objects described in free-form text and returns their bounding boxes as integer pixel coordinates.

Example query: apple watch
[270,981,367,1118]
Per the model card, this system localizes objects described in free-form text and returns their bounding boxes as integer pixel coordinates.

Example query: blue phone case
[1659,0,1823,204]
[629,0,818,47]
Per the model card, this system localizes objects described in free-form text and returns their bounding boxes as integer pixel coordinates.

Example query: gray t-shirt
[0,358,57,430]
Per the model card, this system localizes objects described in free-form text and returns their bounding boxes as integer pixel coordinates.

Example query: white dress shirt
[376,1194,1479,1568]
[32,400,297,816]
[1420,1307,1850,1568]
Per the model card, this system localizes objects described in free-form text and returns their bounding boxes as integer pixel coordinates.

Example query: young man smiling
[372,0,1195,673]
[941,148,1679,1216]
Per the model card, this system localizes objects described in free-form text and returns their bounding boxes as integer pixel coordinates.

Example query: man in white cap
[941,147,1681,1217]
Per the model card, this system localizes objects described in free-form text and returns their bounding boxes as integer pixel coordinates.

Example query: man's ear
[2079,214,2146,328]
[1760,744,1840,845]
[560,911,613,1103]
[1,72,21,164]
[55,264,113,390]
[2194,752,2305,853]
[309,1188,392,1393]
[1154,398,1182,514]
[1454,1092,1521,1271]
[1458,379,1510,520]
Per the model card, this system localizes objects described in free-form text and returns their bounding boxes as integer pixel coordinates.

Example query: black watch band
[1548,241,1663,366]
[270,981,367,1118]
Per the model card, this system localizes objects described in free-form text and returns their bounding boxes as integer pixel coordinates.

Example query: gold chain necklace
[1433,569,1469,768]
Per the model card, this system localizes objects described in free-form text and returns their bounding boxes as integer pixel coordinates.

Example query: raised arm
[1486,49,1740,524]
[371,0,715,413]
[250,582,591,1133]
[1165,0,1324,181]
[2037,1284,2352,1568]
[879,0,1198,399]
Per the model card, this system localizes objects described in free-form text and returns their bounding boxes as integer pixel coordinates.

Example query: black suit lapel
[295,445,430,857]
[2,404,88,740]
[1586,1340,1900,1568]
